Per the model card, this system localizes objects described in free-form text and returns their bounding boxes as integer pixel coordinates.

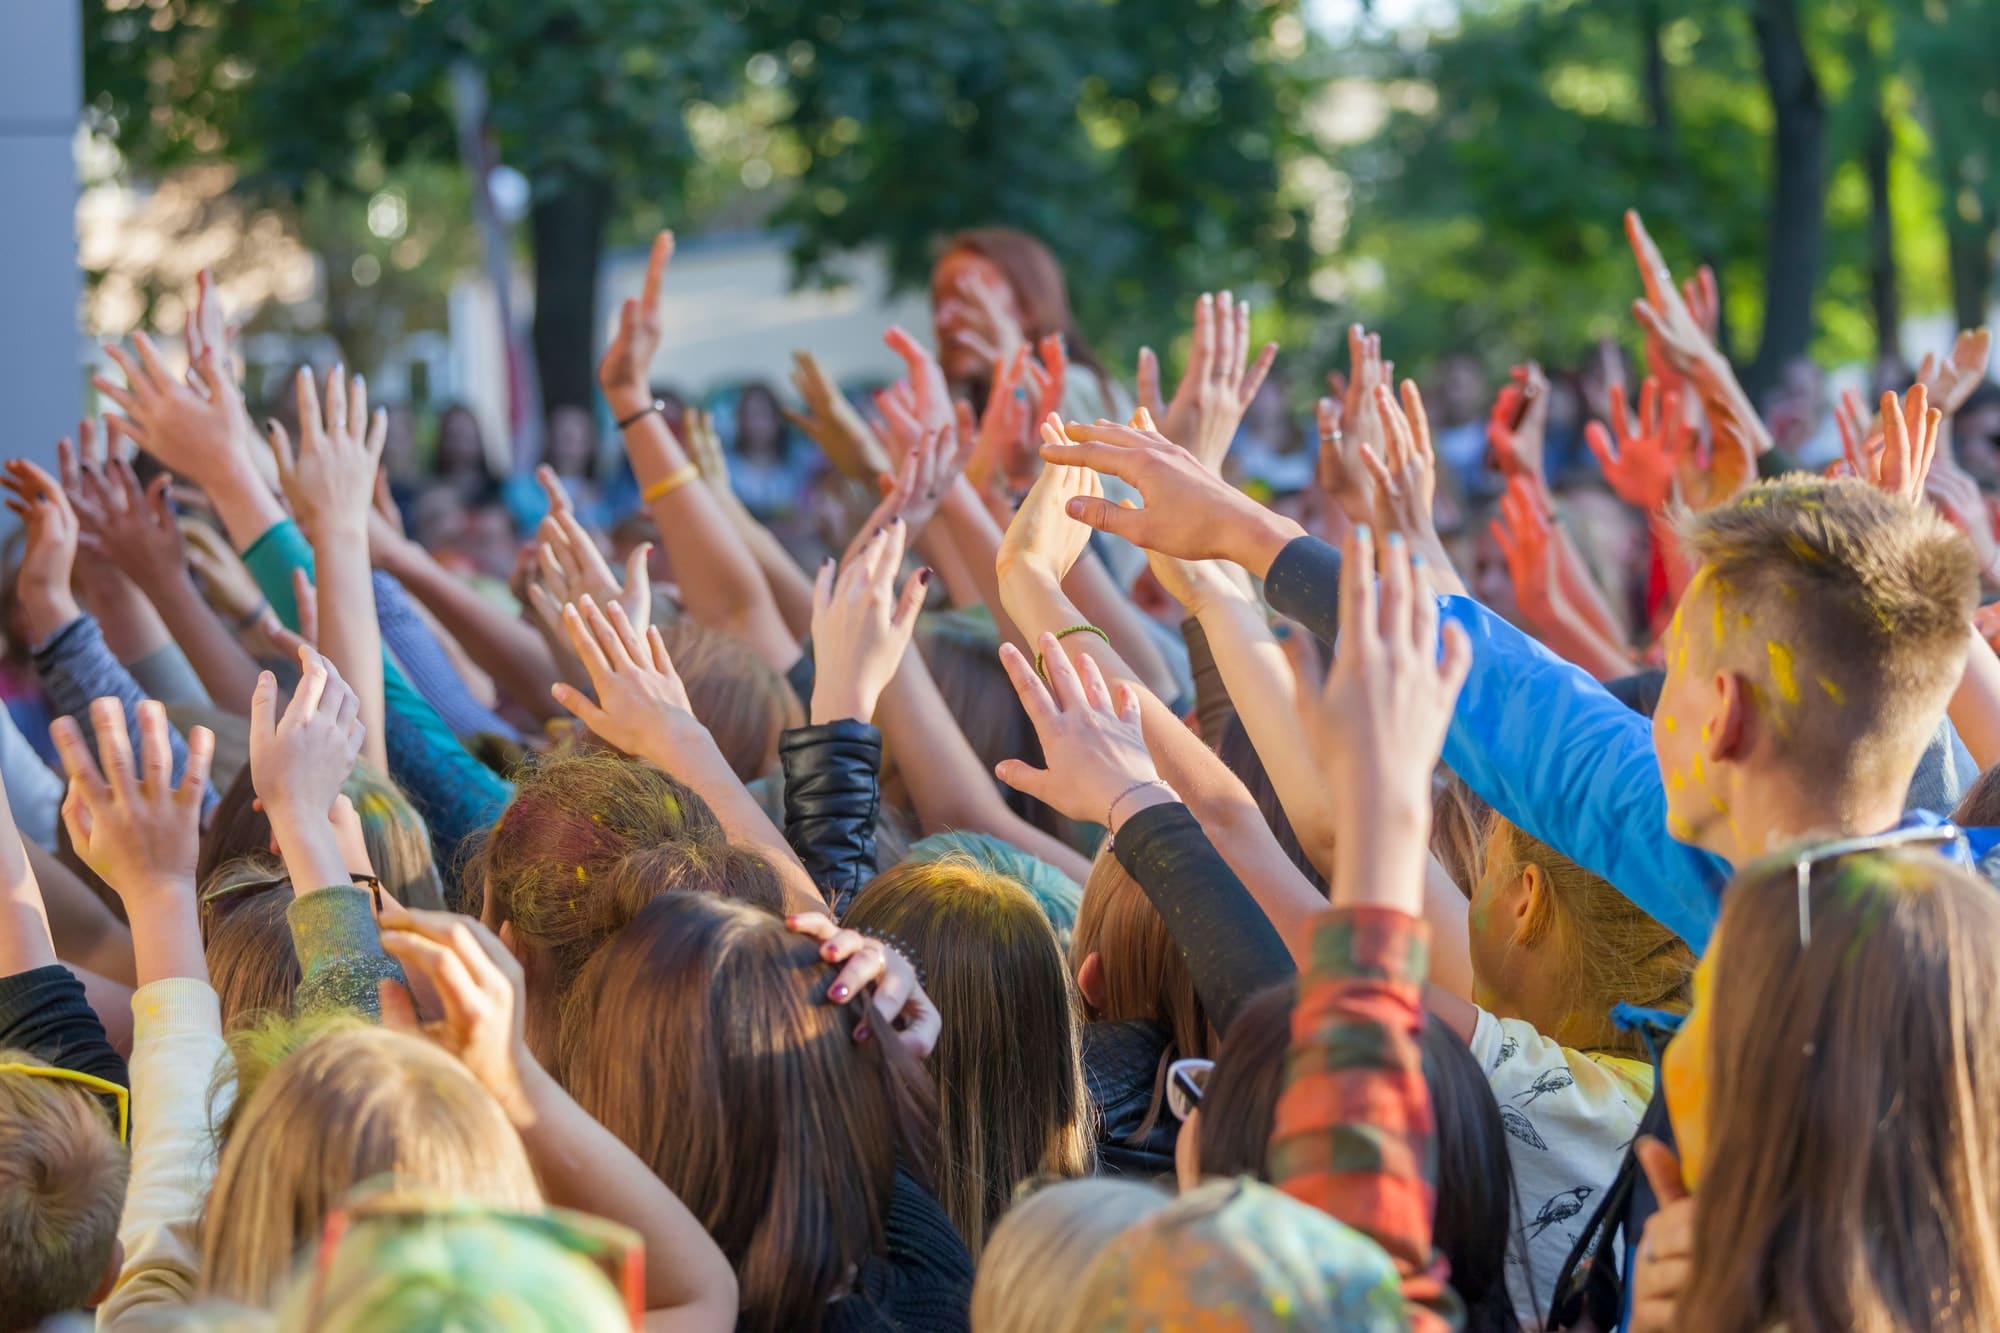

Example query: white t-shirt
[1470,1008,1653,1329]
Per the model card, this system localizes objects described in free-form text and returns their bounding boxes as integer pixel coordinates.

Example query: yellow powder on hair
[1766,640,1799,704]
[1668,814,1696,842]
[574,865,587,883]
[1783,534,1823,565]
[1817,675,1845,705]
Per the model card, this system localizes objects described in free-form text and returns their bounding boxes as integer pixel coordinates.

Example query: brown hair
[1953,763,2000,828]
[563,892,937,1333]
[919,624,1071,843]
[201,856,300,1032]
[1677,478,1977,801]
[660,618,800,783]
[468,748,785,1060]
[941,229,1105,381]
[1194,982,1294,1181]
[0,1052,128,1331]
[198,764,447,912]
[1483,815,1693,1055]
[200,1022,540,1308]
[1070,849,1214,1142]
[1681,847,2000,1332]
[844,858,1094,1256]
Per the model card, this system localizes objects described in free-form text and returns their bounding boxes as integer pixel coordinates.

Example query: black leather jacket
[1083,1018,1179,1179]
[780,719,882,916]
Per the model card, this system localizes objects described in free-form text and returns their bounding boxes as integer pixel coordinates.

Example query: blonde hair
[1484,815,1692,1054]
[200,1023,540,1308]
[0,1051,128,1330]
[845,857,1094,1256]
[971,1179,1169,1333]
[1677,477,1977,799]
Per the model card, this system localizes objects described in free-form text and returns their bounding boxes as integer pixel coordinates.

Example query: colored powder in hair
[1783,533,1823,565]
[1766,640,1800,704]
[1667,814,1695,842]
[1817,674,1845,705]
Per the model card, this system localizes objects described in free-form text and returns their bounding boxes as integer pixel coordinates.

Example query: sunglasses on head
[1790,824,1957,947]
[1166,1057,1213,1122]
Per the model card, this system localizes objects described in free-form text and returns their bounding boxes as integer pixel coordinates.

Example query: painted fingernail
[1273,623,1292,641]
[264,418,278,436]
[1411,551,1425,568]
[1387,531,1404,548]
[822,556,835,569]
[1356,524,1372,543]
[854,1025,872,1043]
[829,983,851,1001]
[918,567,933,586]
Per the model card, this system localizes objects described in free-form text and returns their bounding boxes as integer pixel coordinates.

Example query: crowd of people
[2,203,1999,1333]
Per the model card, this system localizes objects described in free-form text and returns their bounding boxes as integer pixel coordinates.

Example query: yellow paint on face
[1690,751,1707,787]
[1659,714,1678,735]
[1766,640,1800,704]
[1662,949,1718,1189]
[1667,770,1685,791]
[1817,674,1845,705]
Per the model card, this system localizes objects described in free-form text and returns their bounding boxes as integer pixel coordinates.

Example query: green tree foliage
[751,0,1320,369]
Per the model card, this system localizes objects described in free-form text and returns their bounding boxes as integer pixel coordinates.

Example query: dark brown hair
[563,893,938,1333]
[1681,847,2000,1331]
[940,229,1105,382]
[843,858,1093,1256]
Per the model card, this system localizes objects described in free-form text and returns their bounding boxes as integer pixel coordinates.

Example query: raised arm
[1268,528,1466,1331]
[1038,416,1730,952]
[380,905,738,1330]
[601,231,796,671]
[684,407,817,639]
[268,365,390,773]
[550,597,826,915]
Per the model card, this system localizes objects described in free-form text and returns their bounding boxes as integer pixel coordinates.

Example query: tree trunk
[1747,0,1826,401]
[1858,37,1899,364]
[529,175,613,419]
[1946,198,1996,331]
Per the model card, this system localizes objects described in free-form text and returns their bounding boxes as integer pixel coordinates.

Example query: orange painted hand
[1586,378,1690,513]
[1487,362,1551,495]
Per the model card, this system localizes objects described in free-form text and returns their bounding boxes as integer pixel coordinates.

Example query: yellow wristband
[641,464,701,505]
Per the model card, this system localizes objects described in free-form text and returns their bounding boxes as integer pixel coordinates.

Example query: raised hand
[182,519,268,628]
[2,458,83,641]
[1926,463,2000,581]
[51,697,213,906]
[377,903,535,1122]
[598,230,672,419]
[249,647,364,831]
[785,911,942,1058]
[534,471,651,633]
[1487,362,1552,494]
[266,365,388,543]
[811,520,929,725]
[785,350,892,482]
[995,418,1103,582]
[1146,549,1253,621]
[1036,415,1302,572]
[862,402,977,558]
[1586,378,1689,513]
[550,595,707,764]
[1137,291,1279,471]
[1625,210,1720,380]
[1843,386,1939,504]
[1490,477,1560,624]
[994,633,1171,832]
[62,433,185,590]
[1339,324,1393,503]
[1916,327,1992,418]
[1360,381,1441,550]
[681,407,733,499]
[883,326,956,438]
[1313,391,1374,529]
[94,330,246,485]
[1307,528,1471,909]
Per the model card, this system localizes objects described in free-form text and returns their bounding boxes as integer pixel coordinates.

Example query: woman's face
[438,408,485,474]
[932,250,1022,383]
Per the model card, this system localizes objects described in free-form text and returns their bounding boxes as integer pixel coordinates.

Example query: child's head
[472,748,781,1057]
[277,1207,634,1333]
[1061,1179,1407,1333]
[971,1179,1169,1333]
[1671,845,2000,1330]
[0,1054,127,1332]
[845,857,1094,1255]
[562,891,930,1332]
[1654,479,1976,855]
[200,1022,540,1308]
[1469,815,1693,1054]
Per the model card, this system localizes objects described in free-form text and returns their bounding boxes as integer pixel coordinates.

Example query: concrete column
[0,2,81,478]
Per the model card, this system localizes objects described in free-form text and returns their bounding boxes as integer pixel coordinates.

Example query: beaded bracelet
[1034,623,1111,680]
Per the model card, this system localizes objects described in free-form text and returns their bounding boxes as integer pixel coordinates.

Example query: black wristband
[616,400,665,430]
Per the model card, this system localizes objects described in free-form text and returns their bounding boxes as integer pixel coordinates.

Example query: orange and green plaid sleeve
[1269,905,1461,1331]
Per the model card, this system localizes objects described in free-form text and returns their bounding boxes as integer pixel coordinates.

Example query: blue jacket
[1263,535,1992,955]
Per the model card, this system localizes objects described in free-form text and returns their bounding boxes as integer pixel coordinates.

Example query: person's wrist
[810,686,875,726]
[21,586,82,645]
[1106,778,1176,836]
[605,384,653,421]
[1226,503,1305,578]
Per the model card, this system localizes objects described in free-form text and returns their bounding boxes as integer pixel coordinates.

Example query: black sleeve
[0,964,127,1089]
[1262,535,1344,648]
[1181,617,1238,750]
[1113,802,1296,1034]
[780,719,881,916]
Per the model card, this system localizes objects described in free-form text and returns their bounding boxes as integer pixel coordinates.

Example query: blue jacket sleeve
[1261,535,1729,952]
[1437,595,1730,953]
[33,614,218,813]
